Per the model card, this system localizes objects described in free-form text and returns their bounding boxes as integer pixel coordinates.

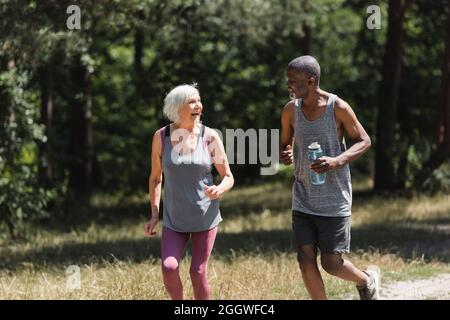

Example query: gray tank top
[292,94,352,217]
[161,124,222,232]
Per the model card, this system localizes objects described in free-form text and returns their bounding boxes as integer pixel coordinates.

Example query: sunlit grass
[0,180,449,299]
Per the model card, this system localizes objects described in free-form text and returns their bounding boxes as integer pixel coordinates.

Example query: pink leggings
[161,226,218,300]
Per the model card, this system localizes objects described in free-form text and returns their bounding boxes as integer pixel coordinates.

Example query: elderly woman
[144,84,234,300]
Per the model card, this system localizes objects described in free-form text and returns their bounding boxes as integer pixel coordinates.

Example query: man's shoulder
[331,95,354,118]
[281,100,296,125]
[332,95,351,111]
[282,99,296,113]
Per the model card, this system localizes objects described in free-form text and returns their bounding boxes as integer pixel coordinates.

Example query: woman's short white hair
[163,84,199,123]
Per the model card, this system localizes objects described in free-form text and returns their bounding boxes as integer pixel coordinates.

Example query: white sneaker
[357,265,381,300]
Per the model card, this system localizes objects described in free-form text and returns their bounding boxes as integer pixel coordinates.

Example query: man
[280,55,380,300]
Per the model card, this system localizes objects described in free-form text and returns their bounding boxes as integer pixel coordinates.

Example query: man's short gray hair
[288,55,321,86]
[163,84,199,123]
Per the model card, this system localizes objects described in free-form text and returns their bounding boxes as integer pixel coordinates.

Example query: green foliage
[422,162,450,194]
[0,0,448,239]
[0,69,54,239]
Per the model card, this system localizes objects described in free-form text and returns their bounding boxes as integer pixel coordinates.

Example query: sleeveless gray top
[292,94,352,217]
[161,124,222,232]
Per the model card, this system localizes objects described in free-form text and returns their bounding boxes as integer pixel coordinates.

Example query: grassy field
[0,179,449,299]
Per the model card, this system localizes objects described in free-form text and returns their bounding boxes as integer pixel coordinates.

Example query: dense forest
[1,0,449,238]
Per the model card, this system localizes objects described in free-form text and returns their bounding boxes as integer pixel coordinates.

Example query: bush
[0,69,54,239]
[422,162,450,194]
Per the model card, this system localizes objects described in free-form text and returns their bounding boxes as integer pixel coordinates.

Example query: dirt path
[381,273,450,300]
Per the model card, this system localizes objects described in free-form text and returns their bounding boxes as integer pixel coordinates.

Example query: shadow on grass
[1,218,449,271]
[38,181,293,233]
[36,184,417,233]
[351,218,450,263]
[35,201,150,233]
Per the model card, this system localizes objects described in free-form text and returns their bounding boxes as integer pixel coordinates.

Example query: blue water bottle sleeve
[307,142,326,185]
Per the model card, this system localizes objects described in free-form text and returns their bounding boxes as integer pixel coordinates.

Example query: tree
[374,0,413,191]
[414,0,450,188]
[68,55,94,204]
[39,63,54,187]
[0,47,52,238]
[299,0,312,55]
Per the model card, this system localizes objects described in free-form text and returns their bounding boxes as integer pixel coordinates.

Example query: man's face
[287,69,312,99]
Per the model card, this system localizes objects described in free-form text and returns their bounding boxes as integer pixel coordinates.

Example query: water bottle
[307,142,326,185]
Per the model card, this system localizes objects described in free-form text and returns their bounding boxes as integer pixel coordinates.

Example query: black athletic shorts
[292,210,351,254]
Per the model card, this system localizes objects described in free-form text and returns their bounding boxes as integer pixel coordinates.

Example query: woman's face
[178,93,203,123]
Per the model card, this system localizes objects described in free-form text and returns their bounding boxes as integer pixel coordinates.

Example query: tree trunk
[300,24,312,55]
[134,28,145,96]
[435,103,445,144]
[395,71,415,189]
[68,57,93,204]
[0,57,9,127]
[395,99,410,190]
[0,55,16,150]
[414,0,450,188]
[39,65,53,187]
[299,0,312,55]
[134,29,144,76]
[1,54,18,239]
[374,0,412,191]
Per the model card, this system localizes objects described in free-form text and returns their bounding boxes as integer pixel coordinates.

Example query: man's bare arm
[311,98,371,173]
[280,101,295,165]
[334,99,371,166]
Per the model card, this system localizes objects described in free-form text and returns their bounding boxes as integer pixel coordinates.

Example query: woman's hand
[144,217,159,237]
[204,185,222,200]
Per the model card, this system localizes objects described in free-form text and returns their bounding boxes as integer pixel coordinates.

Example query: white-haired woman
[144,84,234,300]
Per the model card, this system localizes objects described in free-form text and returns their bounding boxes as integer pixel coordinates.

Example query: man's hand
[311,156,341,173]
[280,144,293,165]
[205,185,222,200]
[144,217,159,237]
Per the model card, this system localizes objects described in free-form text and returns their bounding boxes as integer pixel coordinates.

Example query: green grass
[0,180,449,299]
